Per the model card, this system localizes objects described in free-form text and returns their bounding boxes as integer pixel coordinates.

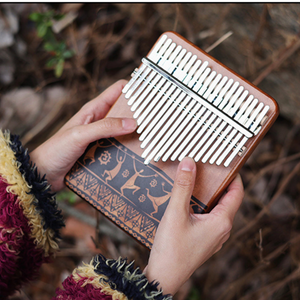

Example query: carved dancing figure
[102,148,126,183]
[120,156,157,195]
[82,140,113,165]
[145,182,172,216]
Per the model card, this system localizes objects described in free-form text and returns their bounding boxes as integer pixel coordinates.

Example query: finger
[70,117,137,147]
[62,80,128,130]
[166,157,196,216]
[86,79,128,119]
[211,174,244,222]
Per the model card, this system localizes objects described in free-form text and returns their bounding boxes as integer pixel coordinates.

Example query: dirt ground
[1,3,300,300]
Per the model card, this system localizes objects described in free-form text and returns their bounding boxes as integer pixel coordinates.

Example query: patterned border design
[65,138,207,248]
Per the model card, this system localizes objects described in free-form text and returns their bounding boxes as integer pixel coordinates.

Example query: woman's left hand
[30,80,136,192]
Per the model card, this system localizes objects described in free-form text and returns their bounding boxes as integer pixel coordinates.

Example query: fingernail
[122,118,137,130]
[180,157,195,172]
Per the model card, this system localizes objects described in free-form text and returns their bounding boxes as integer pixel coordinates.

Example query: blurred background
[1,3,300,300]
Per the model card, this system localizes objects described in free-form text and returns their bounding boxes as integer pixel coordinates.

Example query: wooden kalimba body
[65,32,279,249]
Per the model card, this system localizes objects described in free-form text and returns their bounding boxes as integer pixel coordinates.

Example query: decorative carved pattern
[65,138,207,248]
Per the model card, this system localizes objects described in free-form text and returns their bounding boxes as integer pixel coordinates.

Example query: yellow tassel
[0,130,58,256]
[72,259,129,300]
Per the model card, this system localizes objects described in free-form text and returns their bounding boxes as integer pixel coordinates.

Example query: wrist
[145,262,181,296]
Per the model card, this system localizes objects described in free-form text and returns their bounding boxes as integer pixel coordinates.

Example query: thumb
[166,157,196,217]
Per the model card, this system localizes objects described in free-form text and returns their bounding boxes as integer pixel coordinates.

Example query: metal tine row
[122,35,269,166]
[222,104,269,167]
[136,47,194,134]
[139,55,198,141]
[127,37,245,165]
[139,41,213,164]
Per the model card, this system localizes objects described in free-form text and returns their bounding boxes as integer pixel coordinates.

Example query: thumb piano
[65,31,279,249]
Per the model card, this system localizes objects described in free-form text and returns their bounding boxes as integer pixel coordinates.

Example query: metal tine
[234,95,254,121]
[140,88,182,144]
[139,51,196,145]
[222,86,244,115]
[169,48,187,74]
[161,104,205,162]
[207,76,228,102]
[160,68,222,162]
[122,34,167,95]
[147,34,168,62]
[223,105,269,167]
[202,73,222,99]
[125,67,152,99]
[186,79,236,160]
[176,51,193,72]
[123,64,147,95]
[245,103,264,128]
[128,70,156,106]
[133,77,166,119]
[251,105,269,132]
[132,44,182,114]
[145,100,198,164]
[220,103,268,167]
[153,38,173,64]
[184,60,201,84]
[140,53,199,146]
[239,98,258,125]
[165,45,183,72]
[157,42,177,67]
[177,109,212,161]
[143,99,196,164]
[126,40,175,101]
[187,61,209,89]
[149,98,199,161]
[210,78,234,108]
[202,86,244,163]
[218,81,240,110]
[131,73,161,111]
[157,60,212,162]
[137,82,176,132]
[198,71,217,96]
[228,89,249,117]
[192,81,240,161]
[216,132,243,166]
[194,82,241,162]
[201,124,233,163]
[208,128,238,164]
[141,92,188,158]
[142,55,202,161]
[174,73,231,161]
[125,37,171,98]
[191,67,211,94]
[182,55,198,80]
[208,90,248,164]
[192,116,222,161]
[184,72,221,161]
[138,49,193,134]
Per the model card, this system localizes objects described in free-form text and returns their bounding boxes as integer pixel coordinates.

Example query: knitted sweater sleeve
[0,130,171,300]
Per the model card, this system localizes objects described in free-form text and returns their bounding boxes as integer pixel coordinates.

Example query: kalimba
[65,31,279,249]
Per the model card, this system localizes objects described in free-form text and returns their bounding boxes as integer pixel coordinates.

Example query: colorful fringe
[0,129,64,298]
[0,179,46,298]
[54,255,172,300]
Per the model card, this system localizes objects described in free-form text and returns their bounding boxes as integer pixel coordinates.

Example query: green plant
[56,190,77,204]
[29,11,75,77]
[188,286,202,300]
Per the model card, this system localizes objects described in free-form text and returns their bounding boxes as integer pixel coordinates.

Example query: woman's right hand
[145,157,244,295]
